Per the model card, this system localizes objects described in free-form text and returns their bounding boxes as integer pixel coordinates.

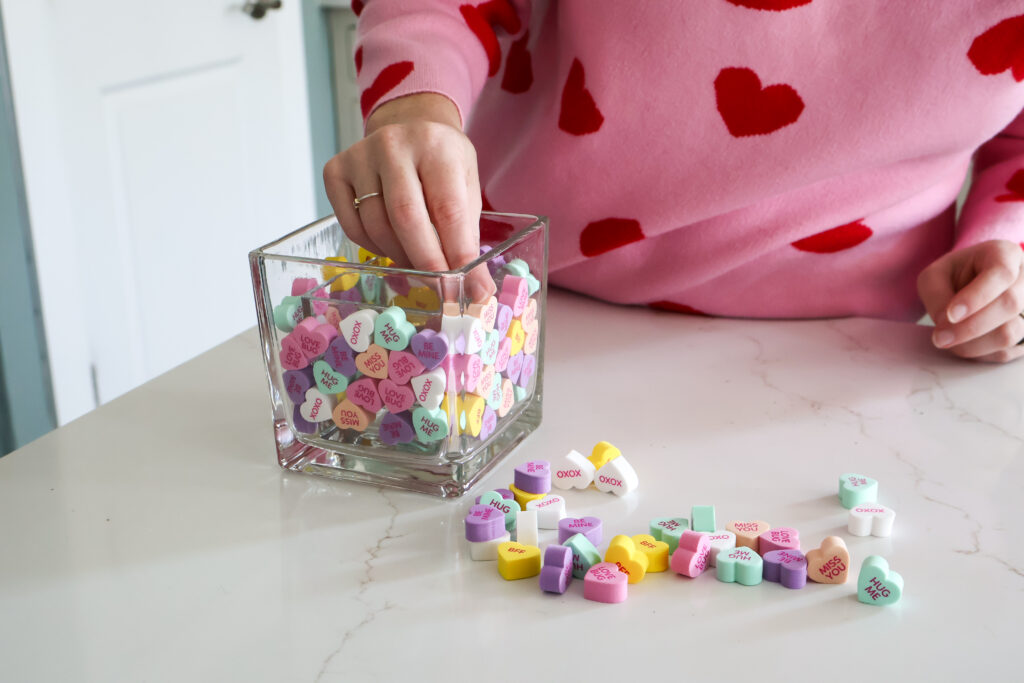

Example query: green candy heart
[374,306,416,351]
[479,490,517,531]
[691,505,716,533]
[649,517,690,553]
[312,360,349,395]
[412,406,449,443]
[524,273,540,296]
[485,374,503,410]
[360,272,381,303]
[503,258,530,277]
[716,546,763,586]
[273,296,302,332]
[563,533,602,579]
[858,555,903,606]
[479,330,500,365]
[513,385,528,402]
[839,472,878,509]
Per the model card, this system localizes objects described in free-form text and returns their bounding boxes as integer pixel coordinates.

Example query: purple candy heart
[539,545,573,594]
[505,352,524,383]
[514,460,551,495]
[495,304,513,337]
[283,367,315,404]
[465,504,505,542]
[330,288,363,303]
[517,354,536,389]
[324,336,359,376]
[292,404,319,434]
[475,488,513,504]
[384,274,411,297]
[479,406,497,440]
[410,329,450,371]
[481,245,507,275]
[379,411,415,445]
[557,516,602,546]
[763,549,808,589]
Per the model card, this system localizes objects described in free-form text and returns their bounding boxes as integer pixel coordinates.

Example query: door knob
[243,1,282,19]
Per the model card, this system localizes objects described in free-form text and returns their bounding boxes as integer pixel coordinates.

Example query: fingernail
[933,330,955,348]
[947,304,968,323]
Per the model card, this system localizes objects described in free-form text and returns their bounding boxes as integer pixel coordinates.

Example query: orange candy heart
[332,398,371,431]
[805,536,850,584]
[355,344,389,379]
[726,520,771,551]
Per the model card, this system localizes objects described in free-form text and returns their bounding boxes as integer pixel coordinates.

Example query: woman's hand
[917,239,1024,363]
[323,93,493,300]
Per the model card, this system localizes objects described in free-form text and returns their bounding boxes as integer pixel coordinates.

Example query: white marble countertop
[2,289,1022,681]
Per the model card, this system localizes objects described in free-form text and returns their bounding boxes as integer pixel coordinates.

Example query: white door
[2,0,317,423]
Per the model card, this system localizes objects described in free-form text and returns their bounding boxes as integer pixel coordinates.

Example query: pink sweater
[354,0,1024,320]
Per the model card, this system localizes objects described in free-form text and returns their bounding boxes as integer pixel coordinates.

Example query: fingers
[942,241,1022,324]
[916,252,957,326]
[943,313,1024,359]
[323,155,385,258]
[378,156,448,271]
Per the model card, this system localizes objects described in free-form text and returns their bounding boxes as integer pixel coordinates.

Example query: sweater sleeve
[956,109,1024,250]
[354,0,528,128]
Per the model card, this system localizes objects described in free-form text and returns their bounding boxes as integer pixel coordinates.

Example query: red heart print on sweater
[996,169,1024,202]
[502,31,533,93]
[461,1,523,78]
[715,67,804,137]
[968,15,1024,81]
[352,0,364,16]
[360,61,414,118]
[725,0,813,10]
[560,59,605,135]
[354,46,363,76]
[649,301,709,316]
[791,220,873,253]
[580,218,643,257]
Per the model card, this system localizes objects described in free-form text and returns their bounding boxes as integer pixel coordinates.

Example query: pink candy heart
[670,531,711,578]
[347,377,382,413]
[388,350,425,385]
[378,378,415,414]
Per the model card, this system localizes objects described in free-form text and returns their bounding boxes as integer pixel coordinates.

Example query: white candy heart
[462,316,486,354]
[441,314,465,352]
[410,367,446,410]
[705,530,737,567]
[526,494,567,529]
[515,510,539,547]
[552,450,596,490]
[338,309,378,352]
[299,387,336,422]
[848,503,896,538]
[594,456,639,496]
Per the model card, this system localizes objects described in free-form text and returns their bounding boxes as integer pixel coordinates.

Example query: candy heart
[347,377,382,413]
[857,555,903,606]
[588,441,621,470]
[283,367,314,404]
[632,534,670,573]
[292,403,318,434]
[552,450,596,490]
[515,510,538,547]
[378,378,415,414]
[604,535,649,584]
[525,494,566,529]
[504,352,523,383]
[518,354,536,388]
[312,359,349,395]
[482,244,507,273]
[339,309,378,352]
[441,315,465,353]
[706,530,737,567]
[805,536,850,584]
[479,406,498,440]
[539,545,573,594]
[410,367,446,410]
[461,394,486,437]
[594,456,639,496]
[508,483,545,510]
[273,295,303,332]
[291,277,329,315]
[557,516,602,546]
[331,398,371,431]
[464,503,506,542]
[279,332,309,370]
[485,374,503,410]
[468,531,511,561]
[506,320,525,356]
[839,473,879,509]
[374,306,416,351]
[412,406,449,443]
[479,330,500,366]
[503,258,530,278]
[691,505,716,533]
[514,460,551,495]
[493,338,512,373]
[763,549,807,590]
[467,296,498,332]
[670,530,711,578]
[520,298,538,328]
[355,344,389,379]
[322,256,360,291]
[461,355,483,393]
[523,320,540,355]
[726,520,771,551]
[356,247,378,263]
[474,488,513,504]
[497,379,515,417]
[497,542,541,580]
[462,316,486,354]
[494,304,513,336]
[563,533,602,579]
[299,387,335,423]
[499,275,529,316]
[650,518,691,553]
[583,562,628,604]
[848,503,896,538]
[359,272,381,302]
[409,329,449,371]
[329,286,363,303]
[513,384,528,403]
[716,547,763,586]
[384,274,411,297]
[758,527,800,556]
[472,364,496,399]
[407,285,440,311]
[379,411,416,445]
[478,490,518,531]
[524,273,540,295]
[387,350,425,385]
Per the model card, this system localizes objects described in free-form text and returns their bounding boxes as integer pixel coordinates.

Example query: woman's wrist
[365,93,463,135]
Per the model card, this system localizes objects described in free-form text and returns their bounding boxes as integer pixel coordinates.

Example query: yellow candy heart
[408,286,441,311]
[508,483,543,510]
[604,535,649,584]
[322,256,360,292]
[506,320,525,356]
[462,394,486,437]
[588,441,622,470]
[357,247,379,264]
[497,542,541,580]
[632,534,670,573]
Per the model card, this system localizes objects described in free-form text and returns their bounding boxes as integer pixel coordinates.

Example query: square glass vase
[249,212,548,497]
